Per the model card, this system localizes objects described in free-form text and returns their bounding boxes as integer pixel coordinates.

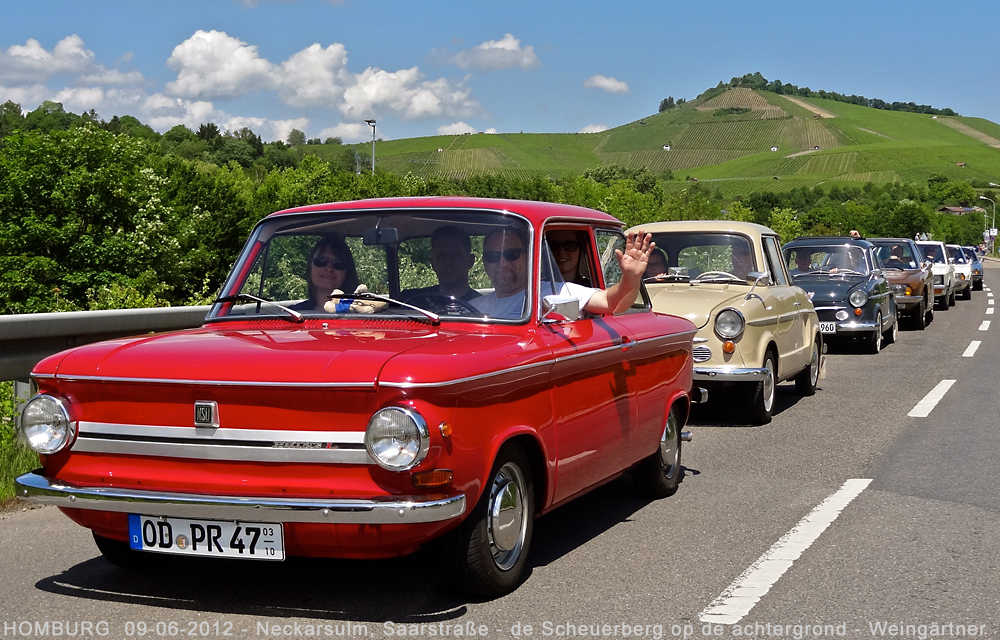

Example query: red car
[17,197,696,597]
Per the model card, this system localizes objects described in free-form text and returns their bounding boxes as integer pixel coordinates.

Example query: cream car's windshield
[207,210,537,324]
[647,232,756,282]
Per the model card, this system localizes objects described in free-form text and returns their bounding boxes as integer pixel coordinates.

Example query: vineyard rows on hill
[675,120,792,151]
[599,149,753,172]
[697,87,771,110]
[795,152,858,175]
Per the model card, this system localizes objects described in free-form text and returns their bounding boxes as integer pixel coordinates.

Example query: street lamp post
[364,119,376,175]
[980,195,995,254]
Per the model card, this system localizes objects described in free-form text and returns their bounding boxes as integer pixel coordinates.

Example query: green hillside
[337,88,1000,196]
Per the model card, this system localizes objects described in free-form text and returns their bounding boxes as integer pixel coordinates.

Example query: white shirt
[472,281,597,319]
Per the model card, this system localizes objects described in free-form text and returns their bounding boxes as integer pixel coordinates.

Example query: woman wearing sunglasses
[547,230,592,287]
[292,234,359,312]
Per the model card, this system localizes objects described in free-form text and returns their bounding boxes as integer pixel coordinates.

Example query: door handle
[794,301,802,306]
[618,336,634,352]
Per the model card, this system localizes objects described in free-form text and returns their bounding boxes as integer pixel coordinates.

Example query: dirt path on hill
[782,96,836,118]
[936,118,1000,148]
[785,149,820,158]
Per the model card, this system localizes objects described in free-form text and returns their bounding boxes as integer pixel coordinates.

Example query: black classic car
[783,237,898,354]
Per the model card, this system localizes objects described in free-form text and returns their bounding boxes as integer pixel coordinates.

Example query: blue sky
[2,0,997,143]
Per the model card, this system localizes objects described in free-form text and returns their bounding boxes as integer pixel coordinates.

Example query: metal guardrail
[0,306,210,382]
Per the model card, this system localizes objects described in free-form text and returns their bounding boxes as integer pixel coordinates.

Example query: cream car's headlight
[849,290,868,308]
[19,394,74,454]
[365,407,429,471]
[714,308,745,340]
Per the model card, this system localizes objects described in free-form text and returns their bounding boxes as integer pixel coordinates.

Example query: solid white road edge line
[908,380,957,418]
[963,341,982,357]
[698,479,873,625]
[980,321,991,331]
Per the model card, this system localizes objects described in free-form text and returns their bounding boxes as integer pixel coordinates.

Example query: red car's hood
[48,324,455,386]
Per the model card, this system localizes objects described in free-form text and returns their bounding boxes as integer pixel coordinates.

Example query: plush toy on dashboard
[324,284,388,314]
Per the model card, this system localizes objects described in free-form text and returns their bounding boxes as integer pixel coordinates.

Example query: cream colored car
[630,220,822,424]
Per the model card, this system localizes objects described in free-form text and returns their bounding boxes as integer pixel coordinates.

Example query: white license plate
[819,322,837,334]
[128,515,284,560]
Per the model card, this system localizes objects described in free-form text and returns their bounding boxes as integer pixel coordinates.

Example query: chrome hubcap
[659,413,680,480]
[763,358,775,412]
[488,462,527,570]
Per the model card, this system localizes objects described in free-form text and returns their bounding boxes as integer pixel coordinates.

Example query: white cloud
[449,34,540,72]
[0,84,49,107]
[320,122,367,143]
[0,35,95,83]
[78,68,147,86]
[163,30,479,122]
[277,42,349,107]
[142,93,218,130]
[341,66,477,120]
[166,30,279,100]
[583,75,629,94]
[438,121,476,135]
[579,124,608,133]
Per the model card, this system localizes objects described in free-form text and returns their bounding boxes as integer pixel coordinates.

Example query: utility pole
[364,119,376,175]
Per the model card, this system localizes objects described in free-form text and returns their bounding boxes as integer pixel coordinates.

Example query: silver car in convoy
[965,246,985,291]
[916,241,956,309]
[946,244,973,301]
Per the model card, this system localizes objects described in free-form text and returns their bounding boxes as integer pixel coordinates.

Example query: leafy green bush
[0,382,39,505]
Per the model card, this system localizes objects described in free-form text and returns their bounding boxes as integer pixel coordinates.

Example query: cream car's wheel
[794,336,820,396]
[448,444,534,597]
[748,352,776,425]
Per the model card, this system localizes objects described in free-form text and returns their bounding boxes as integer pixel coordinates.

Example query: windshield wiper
[212,293,304,323]
[329,291,441,326]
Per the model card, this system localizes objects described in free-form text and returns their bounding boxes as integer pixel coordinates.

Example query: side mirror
[746,271,769,286]
[541,295,579,323]
[948,258,955,264]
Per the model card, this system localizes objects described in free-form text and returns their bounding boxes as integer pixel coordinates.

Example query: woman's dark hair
[306,233,359,303]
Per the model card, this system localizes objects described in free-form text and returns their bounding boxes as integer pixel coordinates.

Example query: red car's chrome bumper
[15,472,465,524]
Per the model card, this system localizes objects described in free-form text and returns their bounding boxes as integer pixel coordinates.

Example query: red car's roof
[267,196,622,227]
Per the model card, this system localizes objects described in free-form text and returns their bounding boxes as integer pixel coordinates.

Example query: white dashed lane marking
[699,479,873,625]
[990,299,995,305]
[963,341,982,357]
[908,380,957,418]
[988,308,995,315]
[980,321,991,331]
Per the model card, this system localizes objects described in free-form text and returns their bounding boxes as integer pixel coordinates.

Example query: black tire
[912,298,927,330]
[747,352,776,425]
[937,295,949,311]
[794,335,820,396]
[926,301,934,324]
[949,288,956,306]
[632,406,683,498]
[866,312,883,354]
[93,533,156,570]
[963,285,972,300]
[884,313,898,345]
[447,443,534,598]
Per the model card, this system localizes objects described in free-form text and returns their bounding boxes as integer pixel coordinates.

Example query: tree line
[0,100,987,314]
[687,72,959,116]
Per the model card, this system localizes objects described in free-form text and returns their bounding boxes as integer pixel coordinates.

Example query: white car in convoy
[916,241,956,309]
[946,244,973,301]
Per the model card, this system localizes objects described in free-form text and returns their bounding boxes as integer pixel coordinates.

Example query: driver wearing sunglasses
[291,233,359,312]
[472,225,654,319]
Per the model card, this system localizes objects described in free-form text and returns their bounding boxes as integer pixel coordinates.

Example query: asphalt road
[3,266,999,640]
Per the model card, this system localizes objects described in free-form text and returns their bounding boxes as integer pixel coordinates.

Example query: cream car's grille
[692,345,712,363]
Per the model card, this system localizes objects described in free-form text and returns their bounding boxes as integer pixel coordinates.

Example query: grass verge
[1,381,39,509]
